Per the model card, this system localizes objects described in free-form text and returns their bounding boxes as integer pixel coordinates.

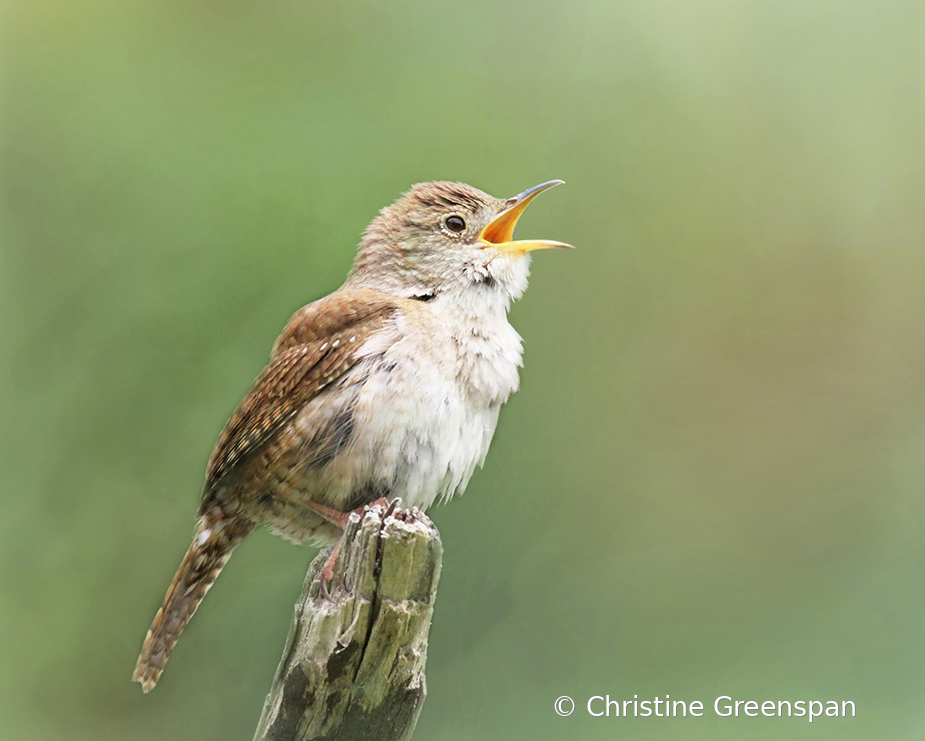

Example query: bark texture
[254,501,442,741]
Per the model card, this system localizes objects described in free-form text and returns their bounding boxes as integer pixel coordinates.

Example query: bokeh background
[2,1,923,739]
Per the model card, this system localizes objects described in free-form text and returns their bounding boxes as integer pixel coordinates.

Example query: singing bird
[133,179,571,691]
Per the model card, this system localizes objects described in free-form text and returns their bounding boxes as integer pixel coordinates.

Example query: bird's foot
[316,498,398,599]
[319,538,344,600]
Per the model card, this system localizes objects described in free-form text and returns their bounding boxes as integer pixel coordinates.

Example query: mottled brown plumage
[133,180,570,692]
[204,290,398,495]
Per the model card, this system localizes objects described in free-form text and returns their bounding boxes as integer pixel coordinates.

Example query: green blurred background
[1,1,923,739]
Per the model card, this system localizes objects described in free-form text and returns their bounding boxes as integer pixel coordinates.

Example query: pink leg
[306,496,394,599]
[319,539,344,600]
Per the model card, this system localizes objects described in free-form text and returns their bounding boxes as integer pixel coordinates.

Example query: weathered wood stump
[254,501,442,741]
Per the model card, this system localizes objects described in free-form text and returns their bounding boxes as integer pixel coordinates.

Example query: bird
[132,179,572,692]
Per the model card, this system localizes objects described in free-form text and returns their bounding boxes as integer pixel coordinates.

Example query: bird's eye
[443,214,467,234]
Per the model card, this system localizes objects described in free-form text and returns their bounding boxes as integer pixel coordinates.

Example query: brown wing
[202,288,400,499]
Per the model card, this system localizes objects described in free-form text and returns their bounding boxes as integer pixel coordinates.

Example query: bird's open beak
[479,180,574,254]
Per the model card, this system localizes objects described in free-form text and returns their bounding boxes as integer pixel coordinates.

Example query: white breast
[357,300,523,509]
[302,287,520,514]
[286,270,527,521]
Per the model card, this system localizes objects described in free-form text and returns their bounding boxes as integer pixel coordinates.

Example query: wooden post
[253,501,442,741]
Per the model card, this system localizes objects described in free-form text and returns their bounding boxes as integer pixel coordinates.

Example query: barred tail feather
[132,515,253,692]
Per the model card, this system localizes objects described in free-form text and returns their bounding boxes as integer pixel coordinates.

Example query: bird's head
[346,180,571,304]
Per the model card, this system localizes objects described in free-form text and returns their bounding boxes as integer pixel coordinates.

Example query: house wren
[132,179,571,692]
